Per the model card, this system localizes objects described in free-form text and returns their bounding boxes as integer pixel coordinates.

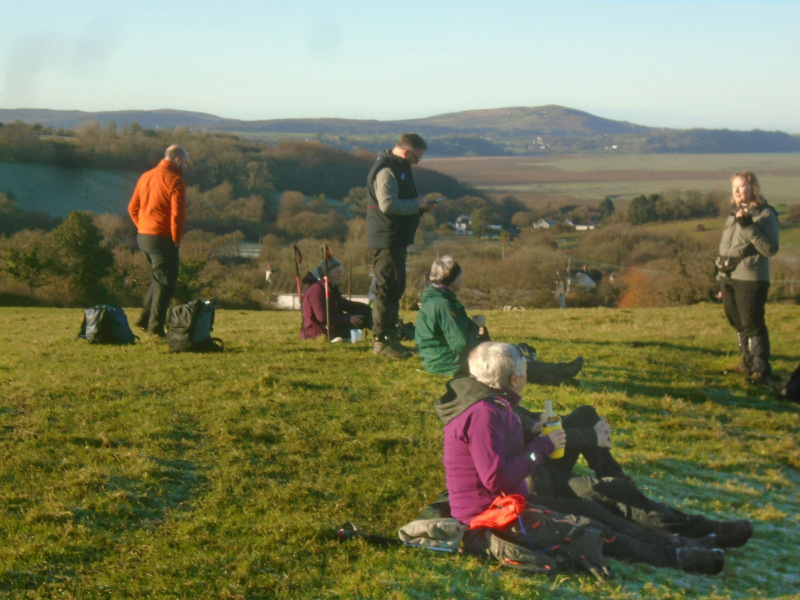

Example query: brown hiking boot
[373,338,412,360]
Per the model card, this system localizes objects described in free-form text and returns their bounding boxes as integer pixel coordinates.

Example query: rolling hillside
[3,106,798,155]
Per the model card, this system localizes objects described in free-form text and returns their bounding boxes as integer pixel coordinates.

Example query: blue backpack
[78,305,137,345]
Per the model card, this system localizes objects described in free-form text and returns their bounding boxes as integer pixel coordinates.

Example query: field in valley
[425,153,800,209]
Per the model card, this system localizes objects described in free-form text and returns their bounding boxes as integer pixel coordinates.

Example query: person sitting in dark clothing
[513,403,754,549]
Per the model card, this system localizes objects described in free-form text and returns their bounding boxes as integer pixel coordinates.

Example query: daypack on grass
[78,305,137,345]
[400,491,610,582]
[166,298,223,352]
[484,506,611,582]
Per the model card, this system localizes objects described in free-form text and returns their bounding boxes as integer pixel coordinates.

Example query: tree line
[2,120,797,310]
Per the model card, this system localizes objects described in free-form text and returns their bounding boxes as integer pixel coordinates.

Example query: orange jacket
[128,159,186,243]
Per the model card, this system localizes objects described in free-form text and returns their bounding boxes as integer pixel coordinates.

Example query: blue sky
[1,0,799,132]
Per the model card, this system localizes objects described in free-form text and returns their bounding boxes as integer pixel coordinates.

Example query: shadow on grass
[0,417,210,593]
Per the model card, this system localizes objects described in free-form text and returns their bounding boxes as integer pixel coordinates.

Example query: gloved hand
[735,208,753,227]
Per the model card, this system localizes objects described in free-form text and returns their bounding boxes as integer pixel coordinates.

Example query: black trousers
[719,277,769,338]
[330,301,373,340]
[528,406,718,541]
[137,233,179,332]
[371,246,407,339]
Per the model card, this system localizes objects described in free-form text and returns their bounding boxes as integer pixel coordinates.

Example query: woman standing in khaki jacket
[717,171,780,384]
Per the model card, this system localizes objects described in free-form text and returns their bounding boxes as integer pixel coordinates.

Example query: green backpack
[166,299,223,352]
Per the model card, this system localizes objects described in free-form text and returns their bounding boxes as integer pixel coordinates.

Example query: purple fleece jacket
[437,378,555,525]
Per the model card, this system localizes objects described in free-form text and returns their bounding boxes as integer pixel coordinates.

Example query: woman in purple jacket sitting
[301,257,372,341]
[435,342,725,574]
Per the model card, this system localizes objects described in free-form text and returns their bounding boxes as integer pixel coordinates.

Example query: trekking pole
[293,245,303,330]
[337,522,402,547]
[322,245,333,341]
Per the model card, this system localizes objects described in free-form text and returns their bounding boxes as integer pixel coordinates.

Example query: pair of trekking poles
[293,244,335,341]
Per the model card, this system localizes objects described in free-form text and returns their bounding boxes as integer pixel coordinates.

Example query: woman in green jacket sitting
[415,255,583,384]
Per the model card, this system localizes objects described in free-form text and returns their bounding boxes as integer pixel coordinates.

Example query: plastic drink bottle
[541,400,565,459]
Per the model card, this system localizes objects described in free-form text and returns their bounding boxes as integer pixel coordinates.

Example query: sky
[1,0,799,132]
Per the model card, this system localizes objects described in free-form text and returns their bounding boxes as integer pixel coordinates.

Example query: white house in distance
[533,218,596,231]
[533,218,559,230]
[453,214,472,235]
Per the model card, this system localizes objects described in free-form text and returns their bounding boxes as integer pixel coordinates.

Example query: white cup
[350,329,362,343]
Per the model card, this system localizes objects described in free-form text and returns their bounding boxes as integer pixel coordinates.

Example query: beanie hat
[313,257,342,280]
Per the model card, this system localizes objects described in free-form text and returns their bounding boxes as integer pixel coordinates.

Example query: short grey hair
[164,144,189,163]
[429,255,461,286]
[468,342,526,389]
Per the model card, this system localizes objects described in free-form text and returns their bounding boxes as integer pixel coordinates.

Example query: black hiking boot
[709,520,753,548]
[557,356,584,380]
[373,337,412,360]
[674,546,725,575]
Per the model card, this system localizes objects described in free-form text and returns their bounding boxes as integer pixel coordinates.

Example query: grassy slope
[1,305,799,599]
[0,162,137,217]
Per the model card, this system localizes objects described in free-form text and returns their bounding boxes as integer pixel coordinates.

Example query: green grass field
[1,304,799,599]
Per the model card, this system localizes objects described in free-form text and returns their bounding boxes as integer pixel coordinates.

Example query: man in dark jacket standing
[128,144,188,337]
[366,133,435,359]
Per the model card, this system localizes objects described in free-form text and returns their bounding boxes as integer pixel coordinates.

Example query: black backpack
[777,364,800,403]
[166,298,223,352]
[78,305,137,345]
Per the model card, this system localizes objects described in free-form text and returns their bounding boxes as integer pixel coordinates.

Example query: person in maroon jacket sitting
[301,257,372,341]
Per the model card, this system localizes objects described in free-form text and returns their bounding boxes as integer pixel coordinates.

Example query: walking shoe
[675,546,725,575]
[748,372,768,386]
[373,338,412,360]
[710,520,753,548]
[134,318,148,333]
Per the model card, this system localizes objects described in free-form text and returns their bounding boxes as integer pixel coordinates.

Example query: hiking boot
[388,331,416,354]
[373,338,412,360]
[517,343,537,361]
[710,520,753,548]
[557,356,584,380]
[675,546,725,575]
[723,361,750,376]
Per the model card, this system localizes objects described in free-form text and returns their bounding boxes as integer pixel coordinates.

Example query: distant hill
[2,105,799,155]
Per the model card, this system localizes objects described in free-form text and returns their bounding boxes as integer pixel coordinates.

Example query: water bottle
[541,400,565,459]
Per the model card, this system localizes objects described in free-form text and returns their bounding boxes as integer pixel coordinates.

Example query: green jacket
[415,284,482,376]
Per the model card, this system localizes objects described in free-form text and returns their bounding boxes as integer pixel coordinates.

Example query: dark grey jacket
[718,203,779,282]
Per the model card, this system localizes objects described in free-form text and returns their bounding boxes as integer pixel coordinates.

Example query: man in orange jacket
[128,145,189,337]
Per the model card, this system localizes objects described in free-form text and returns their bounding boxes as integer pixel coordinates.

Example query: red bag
[469,494,527,529]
